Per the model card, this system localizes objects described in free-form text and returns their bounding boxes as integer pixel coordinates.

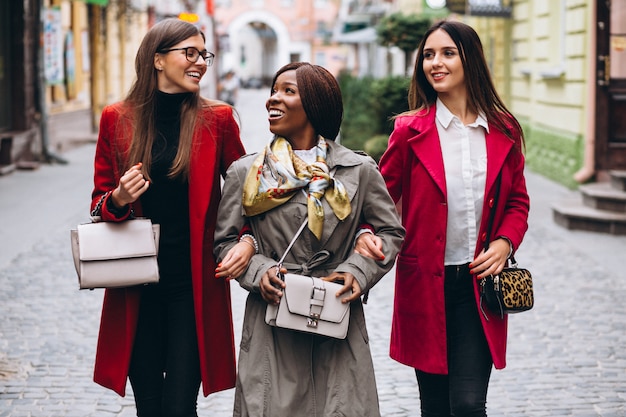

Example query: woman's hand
[354,232,385,260]
[111,163,150,208]
[215,241,255,280]
[469,238,511,279]
[260,266,287,305]
[323,272,362,304]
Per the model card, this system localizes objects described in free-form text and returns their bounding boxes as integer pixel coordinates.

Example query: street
[0,88,625,416]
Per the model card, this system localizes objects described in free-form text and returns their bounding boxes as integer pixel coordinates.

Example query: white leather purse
[70,193,160,290]
[264,218,351,339]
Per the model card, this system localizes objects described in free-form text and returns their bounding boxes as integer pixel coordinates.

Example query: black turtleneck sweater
[140,91,192,286]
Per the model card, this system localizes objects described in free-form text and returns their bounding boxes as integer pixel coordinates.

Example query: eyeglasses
[158,47,215,66]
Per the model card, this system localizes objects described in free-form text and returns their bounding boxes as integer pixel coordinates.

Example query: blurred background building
[0,0,624,233]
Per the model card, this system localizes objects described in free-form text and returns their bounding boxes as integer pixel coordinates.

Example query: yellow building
[460,1,625,189]
[42,0,149,152]
[417,0,626,232]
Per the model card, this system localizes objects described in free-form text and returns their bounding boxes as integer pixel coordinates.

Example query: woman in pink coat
[90,19,251,416]
[377,20,529,416]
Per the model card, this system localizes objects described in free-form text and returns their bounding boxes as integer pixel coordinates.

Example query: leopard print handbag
[480,257,534,319]
[479,172,533,319]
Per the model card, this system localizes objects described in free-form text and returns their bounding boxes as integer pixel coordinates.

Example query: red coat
[380,109,529,373]
[90,101,246,397]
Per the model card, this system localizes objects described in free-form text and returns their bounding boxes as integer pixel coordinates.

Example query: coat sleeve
[213,157,277,293]
[494,141,529,254]
[91,105,132,222]
[334,157,406,293]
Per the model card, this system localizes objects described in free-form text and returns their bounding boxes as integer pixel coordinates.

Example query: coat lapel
[407,110,446,198]
[484,126,514,195]
[189,126,217,226]
[317,141,363,246]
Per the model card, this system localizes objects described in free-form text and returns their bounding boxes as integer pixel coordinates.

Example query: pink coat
[90,101,245,396]
[379,109,529,373]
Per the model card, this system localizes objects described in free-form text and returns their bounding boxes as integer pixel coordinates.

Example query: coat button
[481,232,487,241]
[488,198,494,208]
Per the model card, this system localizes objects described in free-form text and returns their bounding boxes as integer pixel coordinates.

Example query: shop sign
[43,7,64,85]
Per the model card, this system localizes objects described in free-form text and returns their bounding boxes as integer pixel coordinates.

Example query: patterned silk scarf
[242,136,351,239]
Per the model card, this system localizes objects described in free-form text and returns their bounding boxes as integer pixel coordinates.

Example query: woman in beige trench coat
[214,62,405,417]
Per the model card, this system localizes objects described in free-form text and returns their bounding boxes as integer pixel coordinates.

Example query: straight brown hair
[122,18,207,181]
[408,20,524,144]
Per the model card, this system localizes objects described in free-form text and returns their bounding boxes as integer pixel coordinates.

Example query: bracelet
[240,233,258,254]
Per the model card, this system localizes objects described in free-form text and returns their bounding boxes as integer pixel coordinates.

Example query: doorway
[596,0,626,171]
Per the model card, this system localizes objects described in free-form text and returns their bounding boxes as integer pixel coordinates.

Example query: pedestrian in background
[214,62,405,417]
[377,20,530,416]
[89,18,252,416]
[218,70,239,106]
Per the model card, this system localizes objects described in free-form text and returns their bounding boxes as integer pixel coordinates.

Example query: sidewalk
[1,89,625,416]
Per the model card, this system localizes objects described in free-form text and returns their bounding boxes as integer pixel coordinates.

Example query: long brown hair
[408,20,524,144]
[270,62,343,140]
[122,18,207,181]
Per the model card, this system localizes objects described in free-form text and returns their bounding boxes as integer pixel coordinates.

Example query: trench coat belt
[281,250,339,275]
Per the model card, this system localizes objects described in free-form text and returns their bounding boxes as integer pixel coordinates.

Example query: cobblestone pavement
[1,88,625,416]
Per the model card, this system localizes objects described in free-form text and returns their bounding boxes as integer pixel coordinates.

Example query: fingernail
[218,263,222,267]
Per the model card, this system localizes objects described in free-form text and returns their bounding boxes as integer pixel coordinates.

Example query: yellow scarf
[242,136,351,239]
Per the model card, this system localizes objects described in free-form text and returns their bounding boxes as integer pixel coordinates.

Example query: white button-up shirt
[435,98,489,265]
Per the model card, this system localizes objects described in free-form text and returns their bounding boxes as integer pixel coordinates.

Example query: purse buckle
[308,284,326,328]
[307,314,320,328]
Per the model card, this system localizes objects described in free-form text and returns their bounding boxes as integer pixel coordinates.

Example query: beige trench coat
[214,140,405,417]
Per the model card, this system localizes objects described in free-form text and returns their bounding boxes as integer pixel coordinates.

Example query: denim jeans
[415,264,493,417]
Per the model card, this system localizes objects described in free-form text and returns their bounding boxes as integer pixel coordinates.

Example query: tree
[376,13,431,76]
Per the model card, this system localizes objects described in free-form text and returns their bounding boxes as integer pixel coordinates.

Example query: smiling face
[265,69,316,149]
[422,28,466,99]
[154,34,207,94]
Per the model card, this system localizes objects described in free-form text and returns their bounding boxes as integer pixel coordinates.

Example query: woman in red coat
[378,20,529,416]
[90,19,250,416]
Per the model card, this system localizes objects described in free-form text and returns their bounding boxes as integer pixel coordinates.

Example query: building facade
[465,0,625,187]
[0,0,43,172]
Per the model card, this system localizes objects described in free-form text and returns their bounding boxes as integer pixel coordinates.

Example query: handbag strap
[483,172,502,252]
[276,217,309,268]
[483,172,518,265]
[90,191,111,222]
[275,165,341,277]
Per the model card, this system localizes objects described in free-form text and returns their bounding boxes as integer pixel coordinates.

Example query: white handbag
[70,193,160,290]
[264,218,351,339]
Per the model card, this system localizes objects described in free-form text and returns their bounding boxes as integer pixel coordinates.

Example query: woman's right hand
[260,266,286,305]
[111,163,150,208]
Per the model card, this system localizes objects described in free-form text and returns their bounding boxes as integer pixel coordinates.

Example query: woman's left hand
[469,238,511,279]
[215,242,255,280]
[322,272,362,304]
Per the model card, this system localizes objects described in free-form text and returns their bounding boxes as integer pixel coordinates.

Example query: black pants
[415,264,493,417]
[128,283,201,417]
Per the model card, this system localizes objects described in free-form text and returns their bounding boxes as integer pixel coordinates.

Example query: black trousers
[415,264,493,417]
[128,282,201,417]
